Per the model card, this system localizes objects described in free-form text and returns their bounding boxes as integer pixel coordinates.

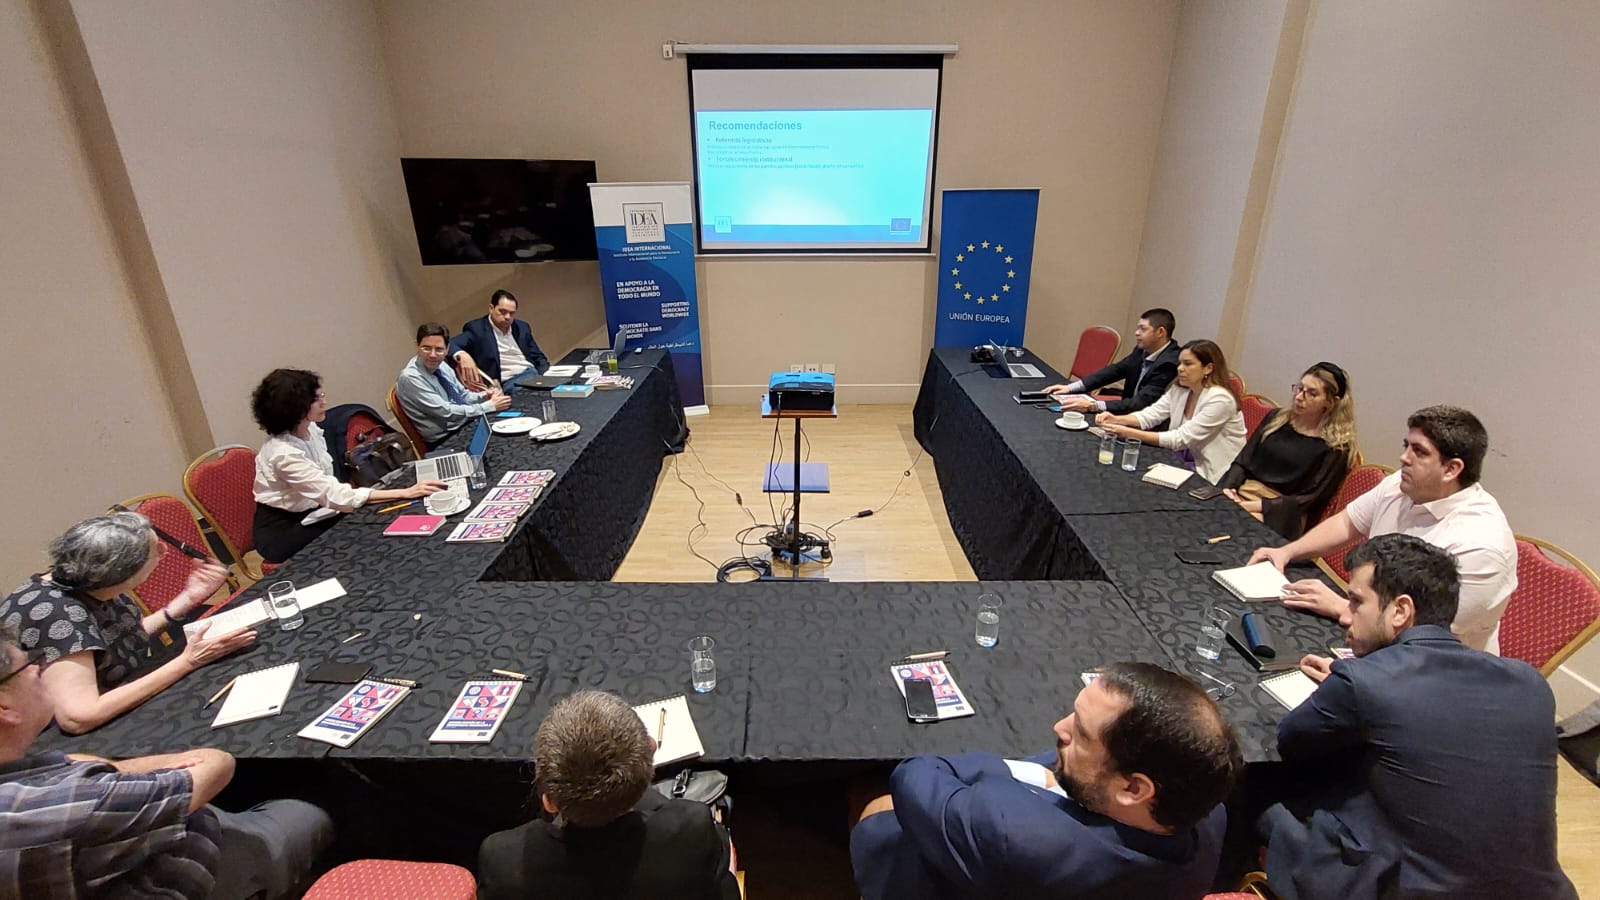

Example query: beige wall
[375,0,1182,403]
[0,0,190,582]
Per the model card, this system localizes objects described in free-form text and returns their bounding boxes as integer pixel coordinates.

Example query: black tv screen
[400,158,599,265]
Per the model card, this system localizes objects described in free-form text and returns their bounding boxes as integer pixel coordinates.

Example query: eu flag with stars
[933,189,1040,348]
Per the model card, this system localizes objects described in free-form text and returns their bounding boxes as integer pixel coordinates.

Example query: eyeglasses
[0,648,50,688]
[1194,668,1236,700]
[1289,384,1324,399]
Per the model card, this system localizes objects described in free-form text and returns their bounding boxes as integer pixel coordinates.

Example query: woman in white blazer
[1096,339,1246,483]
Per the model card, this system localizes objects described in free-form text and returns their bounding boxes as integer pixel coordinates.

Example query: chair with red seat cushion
[1499,536,1600,676]
[1228,373,1246,396]
[344,409,390,459]
[1068,325,1121,381]
[1239,393,1278,441]
[387,384,428,458]
[183,445,268,581]
[113,494,237,613]
[303,860,476,900]
[1311,463,1392,586]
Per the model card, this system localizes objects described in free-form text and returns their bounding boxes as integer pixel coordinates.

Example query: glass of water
[688,635,716,693]
[1097,432,1116,466]
[469,454,488,491]
[266,580,303,632]
[1119,438,1141,472]
[541,399,558,424]
[1196,606,1229,661]
[975,593,1002,648]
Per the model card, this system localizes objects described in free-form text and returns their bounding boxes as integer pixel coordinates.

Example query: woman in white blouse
[252,368,445,563]
[1095,339,1247,483]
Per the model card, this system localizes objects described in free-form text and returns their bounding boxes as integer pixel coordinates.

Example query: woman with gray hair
[0,511,257,734]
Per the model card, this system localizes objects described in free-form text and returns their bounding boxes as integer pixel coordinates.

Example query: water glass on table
[688,635,716,693]
[1097,432,1116,466]
[542,399,558,423]
[1196,606,1229,661]
[1119,438,1141,472]
[974,593,1002,648]
[266,580,304,631]
[469,454,488,491]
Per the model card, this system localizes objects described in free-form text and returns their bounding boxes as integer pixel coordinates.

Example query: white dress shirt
[254,422,371,524]
[493,325,533,379]
[1343,471,1517,654]
[1131,383,1247,484]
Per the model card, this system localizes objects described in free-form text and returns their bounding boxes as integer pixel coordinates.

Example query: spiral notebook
[212,662,299,728]
[1261,669,1320,710]
[633,695,703,766]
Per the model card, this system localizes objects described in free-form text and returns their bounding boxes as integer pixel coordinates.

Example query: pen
[378,500,418,514]
[206,676,238,708]
[656,708,667,745]
[1205,535,1232,545]
[491,668,532,682]
[903,650,948,662]
[373,676,418,688]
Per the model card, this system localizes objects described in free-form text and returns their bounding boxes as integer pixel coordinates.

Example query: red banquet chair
[1312,463,1392,587]
[303,860,476,900]
[387,384,428,458]
[111,494,239,613]
[1499,536,1600,676]
[1228,373,1246,396]
[184,445,278,582]
[1068,325,1121,381]
[1240,393,1278,440]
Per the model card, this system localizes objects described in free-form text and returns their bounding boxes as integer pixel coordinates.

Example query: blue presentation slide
[694,109,934,245]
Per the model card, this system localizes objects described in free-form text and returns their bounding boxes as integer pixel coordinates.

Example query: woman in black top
[1217,362,1358,539]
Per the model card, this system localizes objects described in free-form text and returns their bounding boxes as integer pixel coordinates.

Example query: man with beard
[849,662,1242,899]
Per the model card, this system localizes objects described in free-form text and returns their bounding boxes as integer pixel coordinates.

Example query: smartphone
[1189,484,1224,501]
[1087,426,1109,439]
[1329,645,1355,660]
[1175,549,1224,565]
[903,677,939,723]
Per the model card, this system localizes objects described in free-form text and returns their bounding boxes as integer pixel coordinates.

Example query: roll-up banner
[932,188,1040,348]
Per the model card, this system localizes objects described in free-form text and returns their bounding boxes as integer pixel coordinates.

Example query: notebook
[298,680,410,747]
[185,578,347,639]
[463,500,528,524]
[384,514,446,536]
[499,469,555,487]
[633,695,704,766]
[446,521,514,543]
[1212,561,1292,602]
[212,662,299,728]
[1261,669,1321,710]
[1141,463,1193,490]
[429,680,523,743]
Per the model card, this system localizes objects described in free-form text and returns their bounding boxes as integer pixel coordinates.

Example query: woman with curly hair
[1218,362,1358,539]
[251,368,444,563]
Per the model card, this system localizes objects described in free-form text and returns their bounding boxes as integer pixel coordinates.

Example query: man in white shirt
[396,323,511,448]
[449,290,551,389]
[1250,405,1516,653]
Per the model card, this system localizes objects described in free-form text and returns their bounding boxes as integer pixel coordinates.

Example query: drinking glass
[1196,607,1229,661]
[974,593,1002,648]
[688,635,716,693]
[266,580,303,632]
[541,399,558,424]
[1119,438,1141,472]
[1097,433,1116,466]
[469,454,488,491]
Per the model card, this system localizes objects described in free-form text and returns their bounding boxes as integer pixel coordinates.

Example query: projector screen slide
[688,55,943,253]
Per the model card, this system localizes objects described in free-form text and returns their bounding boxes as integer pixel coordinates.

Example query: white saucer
[491,416,541,435]
[425,492,470,516]
[530,421,581,442]
[1055,416,1090,431]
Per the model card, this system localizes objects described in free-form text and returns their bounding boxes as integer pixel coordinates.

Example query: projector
[768,372,835,412]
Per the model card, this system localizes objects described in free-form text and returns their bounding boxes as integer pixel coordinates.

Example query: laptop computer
[413,417,491,481]
[988,341,1045,379]
[508,371,573,391]
[583,328,628,365]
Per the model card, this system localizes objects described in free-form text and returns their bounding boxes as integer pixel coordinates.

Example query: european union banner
[588,182,706,410]
[933,189,1040,348]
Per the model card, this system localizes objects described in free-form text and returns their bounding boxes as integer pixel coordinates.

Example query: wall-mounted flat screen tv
[400,158,599,265]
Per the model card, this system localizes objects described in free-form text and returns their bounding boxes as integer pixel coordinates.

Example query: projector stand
[760,397,836,582]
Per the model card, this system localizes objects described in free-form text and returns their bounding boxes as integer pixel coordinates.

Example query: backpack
[345,429,417,487]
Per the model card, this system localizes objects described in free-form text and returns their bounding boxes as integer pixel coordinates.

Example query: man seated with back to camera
[1259,534,1575,899]
[395,322,512,450]
[1249,404,1515,653]
[0,628,333,899]
[849,661,1243,899]
[1045,307,1181,416]
[448,289,551,390]
[477,689,741,900]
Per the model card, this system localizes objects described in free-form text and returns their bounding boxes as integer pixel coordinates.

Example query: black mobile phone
[1189,484,1224,501]
[1175,549,1224,565]
[903,677,939,723]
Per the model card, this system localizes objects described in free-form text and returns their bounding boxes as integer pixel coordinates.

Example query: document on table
[212,662,299,727]
[184,578,347,639]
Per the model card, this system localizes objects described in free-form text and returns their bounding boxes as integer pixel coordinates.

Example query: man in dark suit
[850,662,1243,899]
[477,690,740,900]
[1046,307,1180,415]
[449,289,550,389]
[1262,534,1576,900]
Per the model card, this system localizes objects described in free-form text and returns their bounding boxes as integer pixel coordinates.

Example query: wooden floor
[614,403,1600,896]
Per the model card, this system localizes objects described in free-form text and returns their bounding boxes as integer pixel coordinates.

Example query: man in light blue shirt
[396,323,511,448]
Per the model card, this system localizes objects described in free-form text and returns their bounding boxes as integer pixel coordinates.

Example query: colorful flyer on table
[499,469,555,487]
[464,500,529,523]
[484,486,542,504]
[297,680,410,747]
[889,659,975,720]
[446,521,515,543]
[429,680,523,743]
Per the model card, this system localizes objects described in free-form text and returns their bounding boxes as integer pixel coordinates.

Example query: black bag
[344,430,416,487]
[652,769,732,822]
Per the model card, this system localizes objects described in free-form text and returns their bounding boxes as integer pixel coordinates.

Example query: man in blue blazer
[1047,307,1181,415]
[449,290,550,389]
[1262,534,1576,900]
[850,662,1242,899]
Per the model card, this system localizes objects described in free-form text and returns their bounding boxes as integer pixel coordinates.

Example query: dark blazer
[1077,341,1180,414]
[477,790,741,900]
[448,315,549,383]
[1263,625,1576,900]
[850,750,1225,900]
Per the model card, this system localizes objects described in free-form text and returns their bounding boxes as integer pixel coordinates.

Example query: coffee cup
[1059,410,1086,428]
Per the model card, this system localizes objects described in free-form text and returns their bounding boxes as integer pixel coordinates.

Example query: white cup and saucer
[1055,410,1090,431]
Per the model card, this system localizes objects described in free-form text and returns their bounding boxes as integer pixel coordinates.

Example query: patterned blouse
[0,576,177,690]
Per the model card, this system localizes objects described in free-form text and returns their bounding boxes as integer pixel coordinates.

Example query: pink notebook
[384,514,446,536]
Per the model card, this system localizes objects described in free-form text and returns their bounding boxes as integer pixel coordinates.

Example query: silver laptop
[989,340,1044,379]
[412,416,490,481]
[583,328,628,365]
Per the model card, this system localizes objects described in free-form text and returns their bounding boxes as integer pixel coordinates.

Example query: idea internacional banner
[932,188,1040,348]
[587,182,706,410]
